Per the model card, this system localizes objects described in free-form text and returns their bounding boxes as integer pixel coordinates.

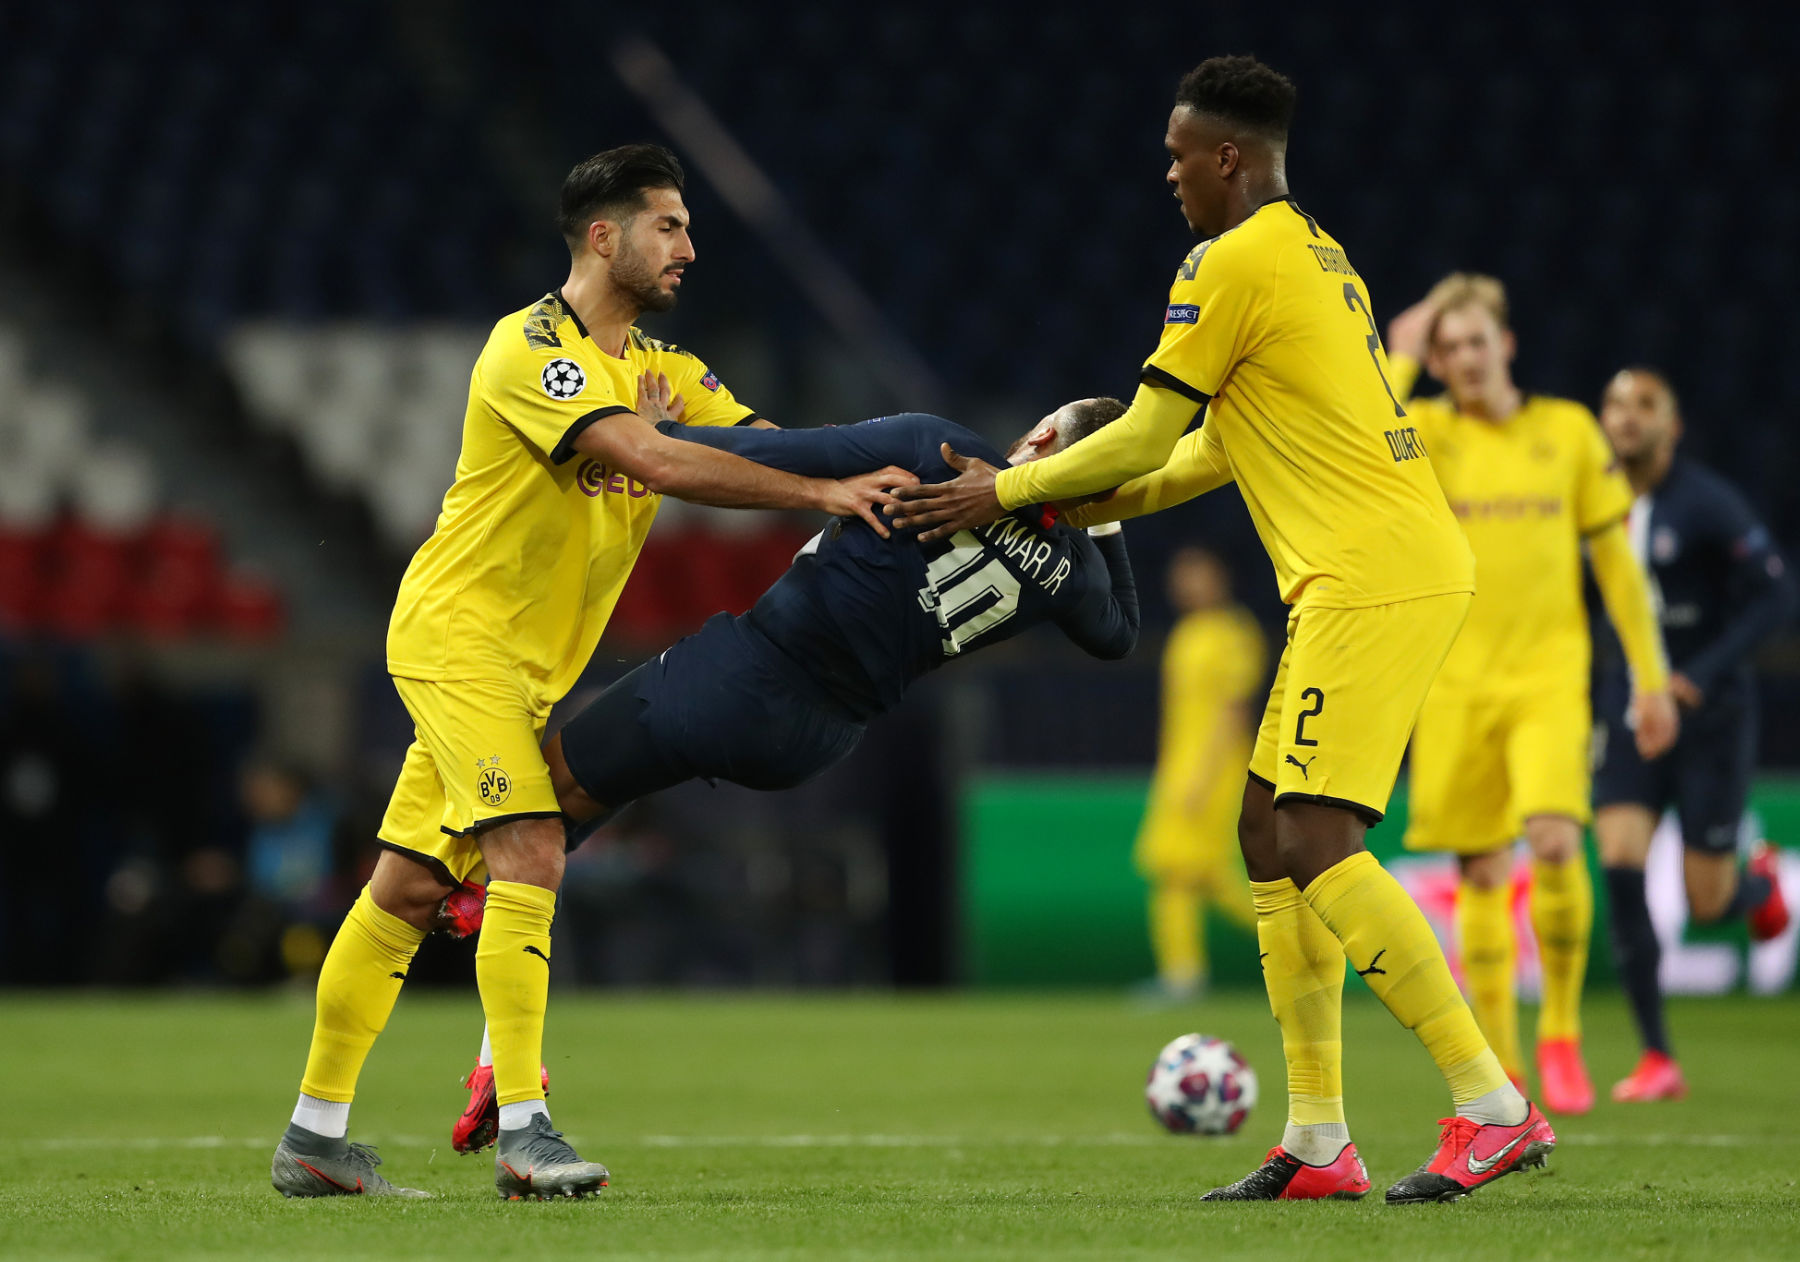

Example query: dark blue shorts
[1592,681,1755,855]
[558,612,866,814]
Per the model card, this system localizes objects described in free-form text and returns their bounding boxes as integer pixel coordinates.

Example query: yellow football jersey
[1146,606,1266,813]
[386,291,757,702]
[1393,357,1633,692]
[1002,197,1472,609]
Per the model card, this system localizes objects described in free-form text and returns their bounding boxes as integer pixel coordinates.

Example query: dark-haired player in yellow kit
[1384,276,1676,1117]
[890,56,1552,1204]
[268,144,910,1202]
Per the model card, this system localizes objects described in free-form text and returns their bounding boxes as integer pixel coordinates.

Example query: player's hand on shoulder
[1385,295,1439,364]
[820,465,919,540]
[885,444,1005,543]
[1630,688,1680,760]
[635,369,687,425]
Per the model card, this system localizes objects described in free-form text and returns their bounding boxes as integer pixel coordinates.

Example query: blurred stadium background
[2,0,1796,997]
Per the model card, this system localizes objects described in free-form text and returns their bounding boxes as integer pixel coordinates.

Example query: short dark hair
[1058,396,1129,450]
[558,144,686,248]
[1175,56,1297,141]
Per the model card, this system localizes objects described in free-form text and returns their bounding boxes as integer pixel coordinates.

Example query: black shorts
[558,612,866,818]
[1592,682,1755,855]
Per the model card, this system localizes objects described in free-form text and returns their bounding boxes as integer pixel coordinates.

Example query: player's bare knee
[1523,814,1582,865]
[478,817,566,891]
[1237,778,1283,883]
[1459,849,1511,891]
[368,848,454,930]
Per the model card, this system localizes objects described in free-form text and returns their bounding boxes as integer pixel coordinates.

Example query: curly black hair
[1175,56,1297,139]
[558,143,686,247]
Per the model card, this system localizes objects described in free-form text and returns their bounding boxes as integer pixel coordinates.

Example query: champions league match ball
[1145,1033,1258,1136]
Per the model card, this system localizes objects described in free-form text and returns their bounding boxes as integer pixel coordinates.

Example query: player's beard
[613,239,680,314]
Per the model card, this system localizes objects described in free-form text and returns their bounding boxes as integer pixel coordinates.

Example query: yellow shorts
[1134,774,1246,884]
[1248,593,1470,823]
[375,676,562,886]
[1403,683,1592,855]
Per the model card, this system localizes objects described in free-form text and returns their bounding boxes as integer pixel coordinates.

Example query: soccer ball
[1144,1033,1257,1135]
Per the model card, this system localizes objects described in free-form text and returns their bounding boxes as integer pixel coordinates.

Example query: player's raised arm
[571,409,915,538]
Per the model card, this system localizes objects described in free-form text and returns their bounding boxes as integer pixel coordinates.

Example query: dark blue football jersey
[662,414,1139,718]
[1593,456,1795,703]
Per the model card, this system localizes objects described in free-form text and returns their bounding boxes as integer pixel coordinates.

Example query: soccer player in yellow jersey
[1384,275,1677,1117]
[891,56,1552,1204]
[1135,547,1264,999]
[269,145,910,1201]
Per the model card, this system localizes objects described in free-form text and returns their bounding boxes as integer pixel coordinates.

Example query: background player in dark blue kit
[1592,367,1796,1103]
[543,399,1140,832]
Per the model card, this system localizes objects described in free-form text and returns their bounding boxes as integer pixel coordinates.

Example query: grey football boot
[494,1114,610,1200]
[271,1123,430,1198]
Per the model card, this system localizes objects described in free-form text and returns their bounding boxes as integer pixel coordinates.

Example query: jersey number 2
[919,530,1024,655]
[1343,283,1405,418]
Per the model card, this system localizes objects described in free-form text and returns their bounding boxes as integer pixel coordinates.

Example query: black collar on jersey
[553,289,592,341]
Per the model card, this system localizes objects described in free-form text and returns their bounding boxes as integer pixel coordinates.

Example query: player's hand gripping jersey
[667,413,1140,718]
[1006,197,1473,611]
[386,291,759,704]
[555,413,1138,821]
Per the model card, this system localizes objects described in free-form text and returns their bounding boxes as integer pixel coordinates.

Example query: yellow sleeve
[1589,521,1670,693]
[1063,420,1233,528]
[997,379,1206,510]
[662,353,760,429]
[1389,353,1422,407]
[1572,405,1634,534]
[1222,615,1268,702]
[478,343,629,466]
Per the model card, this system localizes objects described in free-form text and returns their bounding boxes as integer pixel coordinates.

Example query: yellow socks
[477,880,558,1107]
[1456,880,1523,1077]
[299,888,426,1105]
[1148,883,1205,989]
[1304,852,1510,1108]
[1252,878,1347,1133]
[1531,857,1592,1042]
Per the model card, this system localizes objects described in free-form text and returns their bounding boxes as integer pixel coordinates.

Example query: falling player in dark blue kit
[1592,367,1796,1103]
[544,396,1139,832]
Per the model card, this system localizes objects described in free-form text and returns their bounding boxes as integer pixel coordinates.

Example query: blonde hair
[1426,272,1509,345]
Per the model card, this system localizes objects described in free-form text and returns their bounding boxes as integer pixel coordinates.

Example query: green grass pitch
[6,990,1799,1259]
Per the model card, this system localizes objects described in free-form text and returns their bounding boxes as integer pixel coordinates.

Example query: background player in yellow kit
[268,145,909,1201]
[1135,547,1265,1000]
[1386,275,1677,1116]
[890,56,1552,1205]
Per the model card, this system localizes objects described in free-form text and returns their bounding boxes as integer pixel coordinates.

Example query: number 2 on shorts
[1294,687,1325,747]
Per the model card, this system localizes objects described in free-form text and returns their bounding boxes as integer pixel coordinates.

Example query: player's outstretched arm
[654,413,933,481]
[574,410,916,538]
[1588,520,1678,758]
[1065,424,1233,529]
[888,382,1203,543]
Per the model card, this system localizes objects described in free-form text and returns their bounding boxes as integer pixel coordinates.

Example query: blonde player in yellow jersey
[1135,547,1265,1000]
[891,56,1552,1204]
[1384,275,1677,1116]
[268,145,910,1202]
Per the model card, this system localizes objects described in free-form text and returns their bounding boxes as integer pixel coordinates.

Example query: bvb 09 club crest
[476,756,512,807]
